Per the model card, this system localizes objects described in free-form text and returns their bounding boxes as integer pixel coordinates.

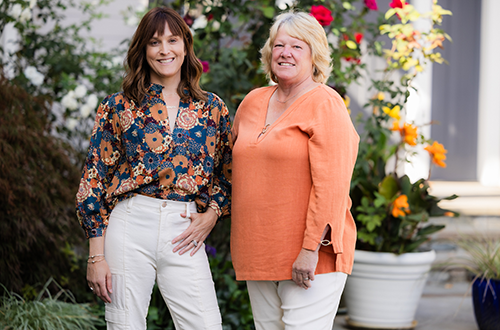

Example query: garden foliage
[0,75,86,296]
[1,0,455,327]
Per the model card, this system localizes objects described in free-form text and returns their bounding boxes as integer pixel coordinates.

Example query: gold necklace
[275,81,314,103]
[164,92,179,110]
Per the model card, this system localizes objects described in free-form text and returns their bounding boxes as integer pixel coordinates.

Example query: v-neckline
[254,85,319,143]
[160,92,181,135]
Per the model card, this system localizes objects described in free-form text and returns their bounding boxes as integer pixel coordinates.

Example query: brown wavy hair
[122,7,206,104]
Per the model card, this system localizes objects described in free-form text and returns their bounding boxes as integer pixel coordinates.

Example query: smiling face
[271,28,313,85]
[146,22,186,86]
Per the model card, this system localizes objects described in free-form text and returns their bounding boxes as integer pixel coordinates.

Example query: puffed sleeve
[207,95,232,218]
[302,92,359,253]
[76,95,122,238]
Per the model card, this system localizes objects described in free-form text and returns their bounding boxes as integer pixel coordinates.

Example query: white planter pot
[343,249,436,329]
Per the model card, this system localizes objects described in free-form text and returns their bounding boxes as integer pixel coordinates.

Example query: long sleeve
[76,95,123,238]
[302,93,359,253]
[208,95,232,218]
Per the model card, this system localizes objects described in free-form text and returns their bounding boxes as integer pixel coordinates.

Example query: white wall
[477,0,500,186]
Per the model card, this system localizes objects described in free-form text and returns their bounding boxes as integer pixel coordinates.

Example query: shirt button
[162,202,167,208]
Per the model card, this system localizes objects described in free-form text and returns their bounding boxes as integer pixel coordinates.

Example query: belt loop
[185,203,191,217]
[126,196,134,213]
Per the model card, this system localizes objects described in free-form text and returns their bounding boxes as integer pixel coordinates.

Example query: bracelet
[88,257,105,264]
[88,254,104,260]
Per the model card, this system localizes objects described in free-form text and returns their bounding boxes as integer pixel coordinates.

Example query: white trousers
[247,272,347,330]
[104,195,222,330]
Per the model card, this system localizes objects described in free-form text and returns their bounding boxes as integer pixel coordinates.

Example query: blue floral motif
[144,152,160,172]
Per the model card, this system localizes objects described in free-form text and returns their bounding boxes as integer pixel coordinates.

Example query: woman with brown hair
[76,7,231,330]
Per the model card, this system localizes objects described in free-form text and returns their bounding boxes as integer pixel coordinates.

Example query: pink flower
[201,60,210,73]
[310,5,333,26]
[364,0,378,11]
[355,32,364,44]
[390,0,404,9]
[183,14,194,27]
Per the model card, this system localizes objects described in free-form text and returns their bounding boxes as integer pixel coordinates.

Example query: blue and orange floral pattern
[76,83,232,238]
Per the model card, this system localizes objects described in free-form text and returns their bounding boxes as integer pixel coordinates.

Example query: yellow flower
[424,141,447,167]
[383,105,401,120]
[377,92,385,100]
[342,95,351,114]
[392,194,410,218]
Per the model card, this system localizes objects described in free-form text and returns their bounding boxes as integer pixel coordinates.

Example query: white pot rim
[354,249,437,265]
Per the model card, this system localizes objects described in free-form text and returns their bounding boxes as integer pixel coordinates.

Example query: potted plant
[451,238,500,330]
[342,2,457,329]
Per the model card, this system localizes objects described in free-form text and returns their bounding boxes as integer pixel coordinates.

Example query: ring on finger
[191,240,198,247]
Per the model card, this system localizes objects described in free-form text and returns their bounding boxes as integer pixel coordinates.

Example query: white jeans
[247,272,347,330]
[104,195,222,330]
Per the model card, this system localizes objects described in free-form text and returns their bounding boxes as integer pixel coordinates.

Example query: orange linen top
[231,84,359,281]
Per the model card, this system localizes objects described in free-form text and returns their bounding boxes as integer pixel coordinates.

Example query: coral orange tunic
[231,84,359,281]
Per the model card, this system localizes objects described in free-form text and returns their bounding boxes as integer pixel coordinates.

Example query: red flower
[183,14,194,27]
[354,32,364,44]
[390,0,404,9]
[310,5,333,26]
[364,0,378,11]
[343,56,361,64]
[201,61,210,73]
[207,13,214,21]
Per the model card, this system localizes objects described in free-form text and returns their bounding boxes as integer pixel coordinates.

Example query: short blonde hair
[261,11,332,84]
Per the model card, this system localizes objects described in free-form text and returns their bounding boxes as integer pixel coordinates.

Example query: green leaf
[262,6,275,19]
[346,40,357,49]
[379,175,398,199]
[417,224,445,237]
[385,8,396,20]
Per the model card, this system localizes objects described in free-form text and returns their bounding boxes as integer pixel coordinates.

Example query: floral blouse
[76,83,232,238]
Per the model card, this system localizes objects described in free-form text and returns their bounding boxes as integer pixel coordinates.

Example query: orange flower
[401,123,418,146]
[392,194,410,218]
[390,121,400,131]
[424,141,447,167]
[391,122,418,146]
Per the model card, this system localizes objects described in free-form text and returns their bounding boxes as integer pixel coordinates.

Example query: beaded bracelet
[88,257,105,264]
[88,254,104,260]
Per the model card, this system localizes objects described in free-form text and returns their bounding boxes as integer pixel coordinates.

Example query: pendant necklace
[163,92,179,109]
[260,81,315,136]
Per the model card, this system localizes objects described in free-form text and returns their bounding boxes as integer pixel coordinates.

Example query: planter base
[344,316,417,330]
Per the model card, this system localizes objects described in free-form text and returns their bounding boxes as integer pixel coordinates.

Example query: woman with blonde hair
[231,11,359,330]
[77,7,231,330]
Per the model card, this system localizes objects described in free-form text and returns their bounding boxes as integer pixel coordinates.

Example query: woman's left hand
[172,207,218,256]
[292,248,319,289]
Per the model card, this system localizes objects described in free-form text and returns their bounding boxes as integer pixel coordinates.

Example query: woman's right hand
[87,260,113,303]
[87,237,112,303]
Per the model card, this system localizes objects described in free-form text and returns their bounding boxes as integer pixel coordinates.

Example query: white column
[477,0,500,186]
[404,0,433,182]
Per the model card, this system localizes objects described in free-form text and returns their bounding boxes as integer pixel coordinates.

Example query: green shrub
[0,75,86,296]
[0,279,104,330]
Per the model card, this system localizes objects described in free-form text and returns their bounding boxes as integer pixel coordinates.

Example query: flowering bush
[0,0,125,156]
[348,0,458,254]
